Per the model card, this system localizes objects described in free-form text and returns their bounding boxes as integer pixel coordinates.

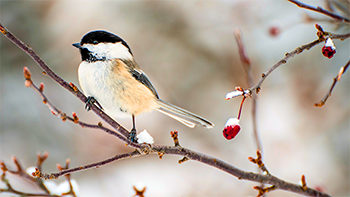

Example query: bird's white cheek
[83,43,133,61]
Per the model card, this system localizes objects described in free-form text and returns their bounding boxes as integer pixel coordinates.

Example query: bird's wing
[123,58,159,99]
[131,69,159,99]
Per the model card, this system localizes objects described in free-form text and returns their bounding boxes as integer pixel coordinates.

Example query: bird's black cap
[73,30,132,54]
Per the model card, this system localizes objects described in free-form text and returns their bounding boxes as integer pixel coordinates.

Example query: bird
[73,30,214,141]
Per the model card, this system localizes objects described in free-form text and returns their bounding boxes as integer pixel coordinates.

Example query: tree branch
[33,151,141,179]
[152,144,330,197]
[234,29,262,154]
[1,154,78,196]
[248,30,350,95]
[249,39,321,94]
[34,142,331,197]
[287,0,350,23]
[315,59,350,107]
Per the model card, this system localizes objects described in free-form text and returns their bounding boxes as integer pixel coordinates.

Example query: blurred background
[0,0,349,196]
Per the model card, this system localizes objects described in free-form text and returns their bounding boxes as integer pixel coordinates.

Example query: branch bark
[248,31,350,94]
[234,29,262,154]
[288,0,350,23]
[315,59,350,107]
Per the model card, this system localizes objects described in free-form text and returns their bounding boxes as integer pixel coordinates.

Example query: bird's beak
[72,43,82,49]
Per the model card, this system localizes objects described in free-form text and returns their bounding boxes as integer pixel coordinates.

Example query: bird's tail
[156,99,214,129]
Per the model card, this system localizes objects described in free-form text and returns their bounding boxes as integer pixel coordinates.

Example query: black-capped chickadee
[73,30,214,141]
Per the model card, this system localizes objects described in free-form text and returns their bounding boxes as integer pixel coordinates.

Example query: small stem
[315,59,350,107]
[288,0,350,23]
[1,180,52,196]
[237,97,246,120]
[234,29,263,156]
[50,151,140,178]
[249,39,318,93]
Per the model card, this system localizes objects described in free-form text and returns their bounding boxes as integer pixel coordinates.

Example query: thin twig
[1,158,52,196]
[315,59,350,107]
[35,152,51,194]
[59,159,77,197]
[287,0,350,23]
[331,32,350,40]
[7,156,37,184]
[248,150,269,175]
[0,184,52,197]
[249,31,350,94]
[234,29,263,154]
[329,0,350,16]
[249,39,321,93]
[35,151,141,179]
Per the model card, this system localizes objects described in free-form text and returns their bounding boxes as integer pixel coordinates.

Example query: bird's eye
[93,40,98,44]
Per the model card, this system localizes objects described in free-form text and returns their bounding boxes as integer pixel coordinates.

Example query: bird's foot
[128,128,137,142]
[85,96,103,111]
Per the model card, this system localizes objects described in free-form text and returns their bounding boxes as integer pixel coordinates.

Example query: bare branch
[250,38,320,93]
[226,24,350,100]
[30,142,330,197]
[234,30,262,154]
[32,151,141,179]
[234,29,253,85]
[7,156,37,183]
[151,144,330,197]
[57,159,78,197]
[287,0,350,23]
[315,59,350,107]
[331,32,350,40]
[1,158,52,196]
[248,30,350,95]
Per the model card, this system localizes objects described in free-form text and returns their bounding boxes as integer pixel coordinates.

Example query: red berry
[322,38,336,59]
[322,46,336,59]
[223,124,241,140]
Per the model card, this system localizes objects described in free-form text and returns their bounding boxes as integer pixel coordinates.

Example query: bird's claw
[128,128,137,142]
[85,96,103,111]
